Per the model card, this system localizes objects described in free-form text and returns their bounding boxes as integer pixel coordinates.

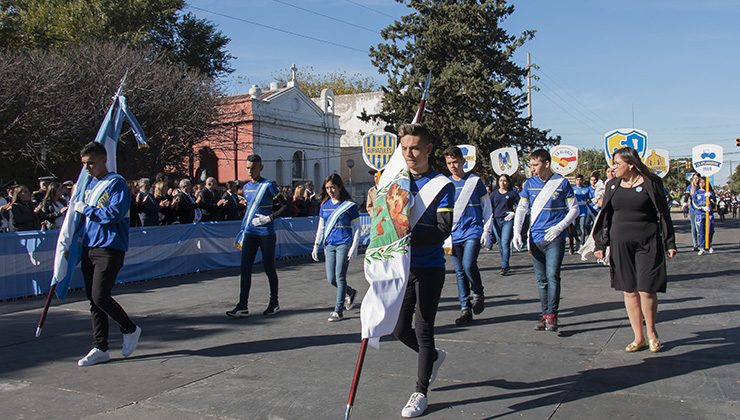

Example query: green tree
[728,164,740,193]
[0,0,233,78]
[363,0,559,172]
[268,66,377,98]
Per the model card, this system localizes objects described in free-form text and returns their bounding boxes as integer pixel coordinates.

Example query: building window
[314,162,321,189]
[292,151,304,179]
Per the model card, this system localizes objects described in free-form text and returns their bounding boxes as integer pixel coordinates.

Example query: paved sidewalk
[1,217,738,419]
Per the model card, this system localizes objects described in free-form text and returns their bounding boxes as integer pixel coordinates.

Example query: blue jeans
[688,207,699,248]
[574,215,589,247]
[530,238,565,317]
[492,217,514,270]
[325,243,353,313]
[452,239,484,310]
[239,234,278,306]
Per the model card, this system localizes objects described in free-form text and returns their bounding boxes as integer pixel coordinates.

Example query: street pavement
[1,215,738,419]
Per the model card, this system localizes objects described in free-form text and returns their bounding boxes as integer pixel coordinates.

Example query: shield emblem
[362,132,398,171]
[604,128,648,165]
[457,144,477,173]
[645,148,670,178]
[550,145,579,176]
[490,147,519,176]
[692,144,723,177]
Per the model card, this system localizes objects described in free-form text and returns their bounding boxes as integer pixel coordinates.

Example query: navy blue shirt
[490,189,519,218]
[410,171,455,268]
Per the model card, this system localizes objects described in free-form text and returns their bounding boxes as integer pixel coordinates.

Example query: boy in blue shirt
[74,142,141,367]
[443,146,491,325]
[513,149,578,332]
[572,174,594,249]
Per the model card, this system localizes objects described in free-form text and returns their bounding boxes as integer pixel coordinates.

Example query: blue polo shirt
[411,171,455,268]
[449,174,487,243]
[82,173,130,251]
[572,184,593,217]
[242,178,280,236]
[319,199,360,246]
[520,174,575,243]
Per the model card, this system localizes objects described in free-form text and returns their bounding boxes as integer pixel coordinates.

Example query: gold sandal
[649,338,661,353]
[625,341,647,352]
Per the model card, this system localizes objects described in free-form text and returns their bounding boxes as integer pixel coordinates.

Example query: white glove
[544,225,563,242]
[347,245,358,261]
[73,201,86,214]
[480,230,490,247]
[512,232,523,251]
[311,244,319,262]
[504,211,515,221]
[251,214,271,226]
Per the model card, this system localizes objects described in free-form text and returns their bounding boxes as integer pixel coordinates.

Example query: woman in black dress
[592,147,677,353]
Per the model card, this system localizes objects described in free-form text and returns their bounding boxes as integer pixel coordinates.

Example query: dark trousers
[393,267,445,394]
[81,247,135,352]
[239,233,279,306]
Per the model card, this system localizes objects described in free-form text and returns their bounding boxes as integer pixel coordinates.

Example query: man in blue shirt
[513,149,578,332]
[572,174,594,249]
[444,146,491,325]
[227,154,289,318]
[393,124,455,418]
[73,142,141,367]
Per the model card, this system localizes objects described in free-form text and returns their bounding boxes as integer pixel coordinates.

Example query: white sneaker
[122,326,142,357]
[429,348,446,384]
[708,247,714,254]
[698,249,705,255]
[327,311,343,322]
[401,392,428,418]
[78,348,110,367]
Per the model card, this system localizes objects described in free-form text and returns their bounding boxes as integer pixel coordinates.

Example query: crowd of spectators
[0,174,325,232]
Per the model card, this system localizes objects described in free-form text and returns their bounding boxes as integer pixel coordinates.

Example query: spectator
[304,180,319,215]
[197,177,224,222]
[366,169,378,214]
[172,179,201,224]
[1,185,41,231]
[32,176,54,205]
[153,180,173,225]
[60,180,74,202]
[136,178,160,226]
[127,181,141,227]
[38,182,68,230]
[220,181,243,220]
[291,184,307,216]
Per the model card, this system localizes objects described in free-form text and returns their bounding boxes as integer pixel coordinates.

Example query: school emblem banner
[692,144,723,177]
[458,144,477,173]
[490,147,519,176]
[645,148,670,178]
[550,145,579,176]
[362,132,398,171]
[604,128,648,165]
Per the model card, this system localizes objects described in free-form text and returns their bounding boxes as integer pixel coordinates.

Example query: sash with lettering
[233,182,269,249]
[443,174,484,251]
[324,200,358,242]
[360,146,451,349]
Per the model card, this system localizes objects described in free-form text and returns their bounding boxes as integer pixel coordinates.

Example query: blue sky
[187,0,740,184]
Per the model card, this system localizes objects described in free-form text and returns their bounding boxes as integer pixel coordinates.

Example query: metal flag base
[35,284,57,337]
[344,338,369,420]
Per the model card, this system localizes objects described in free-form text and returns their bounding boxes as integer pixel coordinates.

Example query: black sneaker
[344,288,357,311]
[455,309,473,325]
[501,267,511,276]
[471,294,485,315]
[545,317,558,332]
[226,304,249,318]
[535,316,546,331]
[263,301,280,316]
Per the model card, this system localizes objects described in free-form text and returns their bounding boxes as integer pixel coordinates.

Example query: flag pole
[705,176,710,250]
[344,338,369,420]
[35,284,57,337]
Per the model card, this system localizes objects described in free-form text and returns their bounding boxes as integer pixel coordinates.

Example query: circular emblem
[636,186,643,193]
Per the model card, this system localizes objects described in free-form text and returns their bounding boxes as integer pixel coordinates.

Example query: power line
[342,0,398,19]
[537,89,605,136]
[272,0,379,34]
[187,5,368,54]
[535,67,612,128]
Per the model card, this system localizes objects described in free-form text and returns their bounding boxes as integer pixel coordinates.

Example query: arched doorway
[195,147,219,182]
[292,151,304,181]
[313,162,321,189]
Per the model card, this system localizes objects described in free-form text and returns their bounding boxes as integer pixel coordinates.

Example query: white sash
[324,200,356,242]
[234,181,269,248]
[409,174,452,229]
[452,175,480,227]
[84,174,128,227]
[530,176,562,226]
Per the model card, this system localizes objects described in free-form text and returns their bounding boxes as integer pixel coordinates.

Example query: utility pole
[527,52,533,128]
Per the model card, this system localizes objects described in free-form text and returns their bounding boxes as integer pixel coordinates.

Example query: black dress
[608,184,667,292]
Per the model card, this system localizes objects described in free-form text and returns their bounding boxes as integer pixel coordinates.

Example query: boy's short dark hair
[246,154,262,164]
[443,146,464,160]
[80,142,107,158]
[575,174,584,180]
[397,123,435,145]
[529,148,551,163]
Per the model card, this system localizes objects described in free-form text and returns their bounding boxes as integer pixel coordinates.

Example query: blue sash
[233,182,269,249]
[323,200,357,242]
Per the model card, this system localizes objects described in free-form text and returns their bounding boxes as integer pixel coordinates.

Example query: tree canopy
[266,66,377,98]
[0,0,233,78]
[363,0,559,171]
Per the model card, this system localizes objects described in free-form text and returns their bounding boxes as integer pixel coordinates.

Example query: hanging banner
[490,147,518,176]
[645,148,670,178]
[550,145,579,176]
[362,132,398,171]
[457,144,477,173]
[604,128,648,165]
[692,144,723,177]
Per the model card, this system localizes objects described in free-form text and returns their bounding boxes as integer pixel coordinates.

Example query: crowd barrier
[0,215,371,301]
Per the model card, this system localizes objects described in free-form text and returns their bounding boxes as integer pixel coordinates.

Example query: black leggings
[239,233,279,306]
[81,247,136,352]
[393,267,445,394]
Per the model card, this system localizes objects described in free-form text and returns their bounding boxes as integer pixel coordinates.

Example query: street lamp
[346,158,355,184]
